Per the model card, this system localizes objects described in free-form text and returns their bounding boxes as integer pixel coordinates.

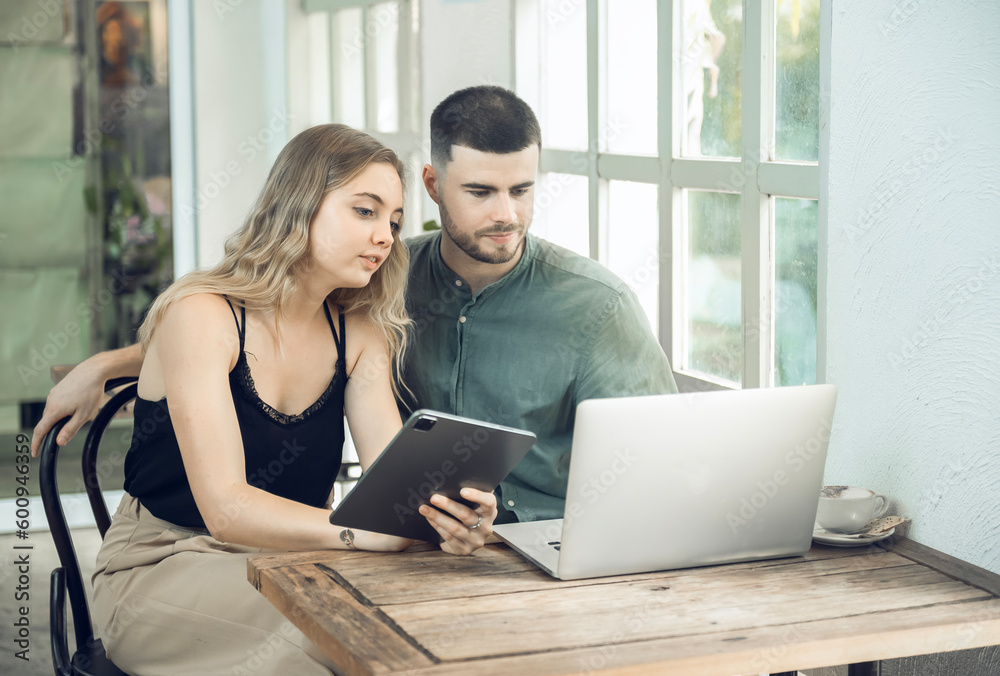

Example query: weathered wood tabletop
[248,537,1000,675]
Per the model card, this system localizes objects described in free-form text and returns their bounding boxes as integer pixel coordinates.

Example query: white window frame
[514,0,828,392]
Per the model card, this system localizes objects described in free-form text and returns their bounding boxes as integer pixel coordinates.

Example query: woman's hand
[420,487,497,556]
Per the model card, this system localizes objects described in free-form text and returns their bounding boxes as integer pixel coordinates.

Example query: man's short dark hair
[430,85,542,166]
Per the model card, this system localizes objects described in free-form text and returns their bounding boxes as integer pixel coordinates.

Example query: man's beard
[439,200,526,265]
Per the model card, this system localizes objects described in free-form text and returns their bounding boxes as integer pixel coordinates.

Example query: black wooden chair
[39,377,137,676]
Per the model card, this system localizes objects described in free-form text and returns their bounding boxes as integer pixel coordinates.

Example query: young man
[32,86,677,523]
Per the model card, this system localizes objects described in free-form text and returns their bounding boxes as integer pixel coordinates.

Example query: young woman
[86,125,497,675]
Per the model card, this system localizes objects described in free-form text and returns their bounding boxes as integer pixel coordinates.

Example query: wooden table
[248,536,1000,675]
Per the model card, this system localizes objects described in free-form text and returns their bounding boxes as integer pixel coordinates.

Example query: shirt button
[459,316,467,324]
[455,279,463,286]
[507,500,515,507]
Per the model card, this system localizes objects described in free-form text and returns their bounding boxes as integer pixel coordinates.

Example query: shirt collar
[429,230,537,300]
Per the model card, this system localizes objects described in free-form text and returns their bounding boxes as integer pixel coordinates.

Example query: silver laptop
[494,384,837,580]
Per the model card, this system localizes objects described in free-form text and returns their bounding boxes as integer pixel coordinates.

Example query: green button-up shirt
[401,232,678,522]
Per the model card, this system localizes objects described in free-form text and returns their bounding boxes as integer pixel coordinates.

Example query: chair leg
[848,662,879,676]
[50,569,74,676]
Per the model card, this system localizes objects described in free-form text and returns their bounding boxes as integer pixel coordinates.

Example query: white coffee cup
[815,486,888,534]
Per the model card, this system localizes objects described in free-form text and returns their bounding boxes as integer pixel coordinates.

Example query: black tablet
[329,410,536,543]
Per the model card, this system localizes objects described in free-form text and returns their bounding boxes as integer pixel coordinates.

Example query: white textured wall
[825,0,1000,572]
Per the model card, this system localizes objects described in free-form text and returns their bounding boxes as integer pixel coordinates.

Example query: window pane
[540,0,588,150]
[607,181,659,334]
[372,2,399,133]
[685,190,741,383]
[607,0,657,155]
[333,8,365,129]
[532,173,589,258]
[679,0,742,157]
[774,197,817,386]
[775,0,820,161]
[307,13,331,126]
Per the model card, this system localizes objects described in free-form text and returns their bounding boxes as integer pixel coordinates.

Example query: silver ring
[469,514,483,530]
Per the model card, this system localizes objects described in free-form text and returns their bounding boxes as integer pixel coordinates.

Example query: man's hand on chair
[31,357,110,457]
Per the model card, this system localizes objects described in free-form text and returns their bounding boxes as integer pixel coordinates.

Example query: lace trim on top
[232,353,345,426]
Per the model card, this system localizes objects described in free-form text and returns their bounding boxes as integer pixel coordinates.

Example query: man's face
[425,144,539,265]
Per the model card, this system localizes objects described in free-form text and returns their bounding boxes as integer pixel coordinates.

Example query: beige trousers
[92,493,336,676]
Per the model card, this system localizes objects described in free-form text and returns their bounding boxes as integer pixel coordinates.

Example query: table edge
[889,537,1000,596]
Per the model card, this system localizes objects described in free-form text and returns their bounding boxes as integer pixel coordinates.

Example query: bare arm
[343,318,497,556]
[30,344,144,457]
[709,30,726,62]
[157,295,402,552]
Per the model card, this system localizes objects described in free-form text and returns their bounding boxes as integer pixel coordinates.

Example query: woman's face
[307,162,404,289]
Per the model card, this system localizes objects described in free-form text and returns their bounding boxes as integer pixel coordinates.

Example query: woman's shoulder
[144,293,242,383]
[338,307,392,368]
[340,306,385,337]
[164,292,235,320]
[156,293,241,340]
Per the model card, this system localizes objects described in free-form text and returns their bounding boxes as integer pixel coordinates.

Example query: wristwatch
[339,528,356,550]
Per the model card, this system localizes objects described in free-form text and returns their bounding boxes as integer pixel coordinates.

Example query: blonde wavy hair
[138,124,412,392]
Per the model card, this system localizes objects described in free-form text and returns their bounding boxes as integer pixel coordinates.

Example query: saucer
[812,526,895,547]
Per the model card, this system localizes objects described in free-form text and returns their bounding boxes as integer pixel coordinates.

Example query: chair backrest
[39,380,138,654]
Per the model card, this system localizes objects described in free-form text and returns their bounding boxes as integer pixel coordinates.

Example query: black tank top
[123,299,348,529]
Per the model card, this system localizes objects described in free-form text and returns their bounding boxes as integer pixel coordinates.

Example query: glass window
[540,0,588,151]
[679,0,742,158]
[774,197,817,386]
[532,173,589,258]
[520,0,824,391]
[685,189,741,383]
[775,0,820,161]
[607,0,657,155]
[333,8,365,129]
[371,2,399,133]
[606,181,659,333]
[307,13,331,126]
